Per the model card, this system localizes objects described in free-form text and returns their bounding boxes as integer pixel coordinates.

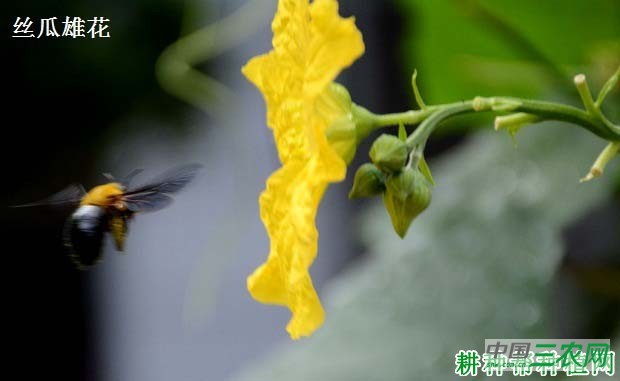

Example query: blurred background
[2,0,619,380]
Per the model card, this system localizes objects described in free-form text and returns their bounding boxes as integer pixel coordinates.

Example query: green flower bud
[349,163,386,199]
[369,134,409,173]
[383,168,431,238]
[326,117,357,164]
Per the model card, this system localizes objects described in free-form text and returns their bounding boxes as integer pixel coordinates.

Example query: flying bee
[14,164,202,269]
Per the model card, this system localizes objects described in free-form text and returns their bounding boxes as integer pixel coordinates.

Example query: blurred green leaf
[396,0,620,102]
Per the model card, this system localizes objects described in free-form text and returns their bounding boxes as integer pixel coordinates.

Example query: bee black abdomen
[65,205,108,268]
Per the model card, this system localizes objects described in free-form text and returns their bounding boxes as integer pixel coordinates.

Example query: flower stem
[501,97,619,140]
[406,102,475,148]
[494,113,539,132]
[596,66,620,108]
[372,108,438,127]
[364,96,620,143]
[358,70,620,180]
[580,142,620,183]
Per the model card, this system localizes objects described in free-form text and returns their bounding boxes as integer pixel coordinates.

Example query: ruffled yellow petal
[242,0,364,339]
[305,0,364,97]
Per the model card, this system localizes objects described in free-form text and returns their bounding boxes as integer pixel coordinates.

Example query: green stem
[580,141,620,183]
[596,66,620,107]
[156,0,272,117]
[372,107,439,127]
[362,96,620,146]
[503,97,619,139]
[407,102,474,147]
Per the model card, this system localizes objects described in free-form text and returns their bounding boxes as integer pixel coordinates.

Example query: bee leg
[109,213,129,252]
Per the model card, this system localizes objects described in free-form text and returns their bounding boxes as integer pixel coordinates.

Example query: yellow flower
[242,0,364,338]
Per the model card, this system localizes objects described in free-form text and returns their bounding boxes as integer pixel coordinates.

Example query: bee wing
[11,184,86,208]
[121,164,202,213]
[122,192,174,213]
[121,168,144,187]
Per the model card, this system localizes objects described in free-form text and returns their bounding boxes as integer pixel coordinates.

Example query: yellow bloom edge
[241,0,364,339]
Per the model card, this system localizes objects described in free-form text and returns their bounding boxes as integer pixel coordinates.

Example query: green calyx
[325,83,377,164]
[326,117,358,164]
[383,168,432,238]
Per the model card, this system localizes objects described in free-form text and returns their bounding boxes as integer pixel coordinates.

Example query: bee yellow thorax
[81,183,124,206]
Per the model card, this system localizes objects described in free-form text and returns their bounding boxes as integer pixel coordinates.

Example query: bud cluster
[350,132,432,238]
